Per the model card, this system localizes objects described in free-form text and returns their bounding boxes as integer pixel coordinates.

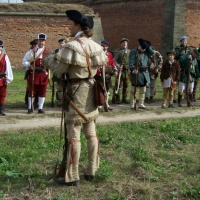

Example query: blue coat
[129,47,155,86]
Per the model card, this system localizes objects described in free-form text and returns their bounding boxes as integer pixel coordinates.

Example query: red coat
[96,51,117,76]
[0,54,6,86]
[27,48,49,85]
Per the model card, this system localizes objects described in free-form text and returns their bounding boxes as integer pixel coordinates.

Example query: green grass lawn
[0,118,200,199]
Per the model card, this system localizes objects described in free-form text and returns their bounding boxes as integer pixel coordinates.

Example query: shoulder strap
[76,39,92,78]
[35,47,45,61]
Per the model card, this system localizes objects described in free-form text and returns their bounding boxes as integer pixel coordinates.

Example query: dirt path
[1,101,200,131]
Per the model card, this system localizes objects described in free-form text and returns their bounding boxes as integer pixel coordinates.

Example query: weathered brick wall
[88,0,165,52]
[0,0,199,68]
[186,1,200,46]
[0,15,69,67]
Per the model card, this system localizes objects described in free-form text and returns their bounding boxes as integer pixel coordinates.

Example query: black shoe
[27,109,33,114]
[161,105,166,109]
[115,100,121,104]
[138,106,146,110]
[122,99,129,104]
[38,109,44,114]
[0,111,6,116]
[84,175,95,181]
[57,178,80,186]
[178,104,182,107]
[168,104,174,108]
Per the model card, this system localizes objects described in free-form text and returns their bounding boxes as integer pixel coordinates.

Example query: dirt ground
[1,100,200,131]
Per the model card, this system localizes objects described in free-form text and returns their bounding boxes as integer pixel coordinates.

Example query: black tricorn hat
[0,40,3,47]
[65,10,94,29]
[30,39,38,46]
[138,38,151,50]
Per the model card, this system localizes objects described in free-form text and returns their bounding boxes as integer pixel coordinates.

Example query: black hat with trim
[65,10,94,29]
[38,33,46,41]
[138,38,151,50]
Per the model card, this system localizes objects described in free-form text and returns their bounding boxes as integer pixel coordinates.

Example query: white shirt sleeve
[22,50,31,70]
[5,55,13,83]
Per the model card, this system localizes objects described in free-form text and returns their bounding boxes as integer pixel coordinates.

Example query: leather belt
[69,78,91,84]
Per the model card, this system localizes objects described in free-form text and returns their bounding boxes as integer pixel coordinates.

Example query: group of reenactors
[94,35,200,111]
[0,34,200,116]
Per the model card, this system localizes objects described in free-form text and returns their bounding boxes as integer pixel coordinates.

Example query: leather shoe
[57,178,80,186]
[0,111,6,116]
[27,109,33,114]
[168,104,174,108]
[138,106,146,110]
[38,109,45,114]
[84,175,95,181]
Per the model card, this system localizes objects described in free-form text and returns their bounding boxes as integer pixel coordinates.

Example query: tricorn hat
[30,39,38,46]
[0,40,3,47]
[120,38,129,43]
[38,33,46,41]
[138,38,151,50]
[166,50,176,56]
[65,10,94,29]
[101,40,109,46]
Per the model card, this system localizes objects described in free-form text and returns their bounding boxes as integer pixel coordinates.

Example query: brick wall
[88,0,165,52]
[186,1,200,46]
[0,0,200,68]
[0,14,69,67]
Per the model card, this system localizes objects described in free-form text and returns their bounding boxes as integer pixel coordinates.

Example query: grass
[0,117,200,199]
[1,69,200,199]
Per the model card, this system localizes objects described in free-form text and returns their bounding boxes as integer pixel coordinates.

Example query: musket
[54,86,89,177]
[51,76,55,107]
[115,65,123,94]
[186,59,192,107]
[133,53,139,110]
[102,65,109,112]
[112,76,117,104]
[31,51,36,111]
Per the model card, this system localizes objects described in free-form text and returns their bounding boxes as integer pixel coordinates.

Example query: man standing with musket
[145,48,163,103]
[177,48,200,107]
[0,40,13,116]
[113,38,131,104]
[43,10,107,186]
[129,39,155,110]
[174,36,191,103]
[95,40,118,110]
[23,33,52,114]
[192,43,200,101]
